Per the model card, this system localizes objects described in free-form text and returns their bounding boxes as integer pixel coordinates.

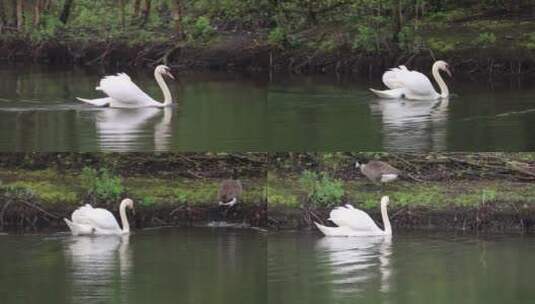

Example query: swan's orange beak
[165,70,175,80]
[444,66,452,77]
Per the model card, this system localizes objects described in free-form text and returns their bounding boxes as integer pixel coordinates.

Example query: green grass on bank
[268,173,535,210]
[0,169,266,207]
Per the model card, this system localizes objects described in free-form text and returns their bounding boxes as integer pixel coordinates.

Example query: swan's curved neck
[432,63,449,99]
[381,203,392,235]
[119,201,130,234]
[155,71,173,106]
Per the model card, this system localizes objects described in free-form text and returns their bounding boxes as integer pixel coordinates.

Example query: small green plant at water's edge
[299,170,344,207]
[80,167,123,201]
[474,32,496,47]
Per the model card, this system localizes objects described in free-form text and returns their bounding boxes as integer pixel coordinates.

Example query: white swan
[77,65,175,108]
[370,61,451,100]
[314,196,392,237]
[64,198,134,235]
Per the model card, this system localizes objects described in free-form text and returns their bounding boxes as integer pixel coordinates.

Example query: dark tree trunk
[119,0,126,30]
[0,0,6,32]
[171,0,182,37]
[33,0,42,27]
[59,0,74,24]
[15,0,23,30]
[133,0,141,17]
[140,0,151,27]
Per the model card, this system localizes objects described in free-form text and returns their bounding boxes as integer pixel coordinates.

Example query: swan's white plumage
[76,97,113,107]
[64,199,133,235]
[328,205,383,234]
[77,65,174,108]
[371,61,451,100]
[380,66,437,98]
[96,73,156,108]
[315,196,392,237]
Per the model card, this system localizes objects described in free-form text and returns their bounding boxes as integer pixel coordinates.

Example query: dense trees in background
[0,0,534,53]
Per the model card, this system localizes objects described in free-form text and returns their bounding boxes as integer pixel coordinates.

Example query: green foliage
[318,37,339,52]
[80,167,123,201]
[174,191,188,204]
[268,27,287,47]
[299,171,344,207]
[183,16,215,42]
[268,193,299,207]
[398,26,423,52]
[474,32,497,47]
[141,196,156,207]
[426,38,455,53]
[1,184,37,201]
[0,181,77,204]
[352,25,377,52]
[1,0,533,62]
[522,33,535,50]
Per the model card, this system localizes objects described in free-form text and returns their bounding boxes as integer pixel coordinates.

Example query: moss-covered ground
[268,172,535,210]
[0,168,266,207]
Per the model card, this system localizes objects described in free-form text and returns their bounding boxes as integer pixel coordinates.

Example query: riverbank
[1,17,535,78]
[268,153,535,233]
[2,153,535,233]
[0,153,267,232]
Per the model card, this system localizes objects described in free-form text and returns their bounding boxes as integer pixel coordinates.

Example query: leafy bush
[80,167,123,201]
[352,25,377,52]
[175,191,188,204]
[183,15,215,42]
[299,171,344,207]
[474,32,496,47]
[522,33,535,50]
[141,196,156,207]
[398,26,423,52]
[268,27,287,47]
[426,38,455,53]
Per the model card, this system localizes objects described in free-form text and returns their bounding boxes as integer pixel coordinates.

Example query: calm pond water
[0,229,266,304]
[268,232,535,304]
[1,64,535,151]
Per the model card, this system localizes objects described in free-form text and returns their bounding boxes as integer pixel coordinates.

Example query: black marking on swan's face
[156,65,174,79]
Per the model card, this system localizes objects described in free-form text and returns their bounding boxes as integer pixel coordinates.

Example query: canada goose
[218,170,243,207]
[355,160,400,184]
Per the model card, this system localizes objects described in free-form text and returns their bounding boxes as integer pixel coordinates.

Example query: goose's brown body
[358,160,401,183]
[218,179,243,204]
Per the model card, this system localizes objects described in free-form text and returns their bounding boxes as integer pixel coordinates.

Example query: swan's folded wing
[97,73,154,105]
[71,204,95,224]
[329,206,380,232]
[85,208,122,231]
[382,67,409,89]
[399,71,436,96]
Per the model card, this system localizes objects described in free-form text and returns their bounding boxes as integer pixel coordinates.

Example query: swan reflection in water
[65,235,131,304]
[369,98,449,151]
[315,235,392,297]
[92,107,173,151]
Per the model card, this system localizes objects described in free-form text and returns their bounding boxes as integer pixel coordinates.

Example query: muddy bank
[268,153,535,233]
[1,32,534,79]
[269,203,535,233]
[0,200,267,233]
[0,153,268,233]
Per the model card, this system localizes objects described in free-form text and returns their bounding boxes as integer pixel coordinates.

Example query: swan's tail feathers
[314,222,341,236]
[369,88,405,99]
[64,218,78,235]
[76,97,111,107]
